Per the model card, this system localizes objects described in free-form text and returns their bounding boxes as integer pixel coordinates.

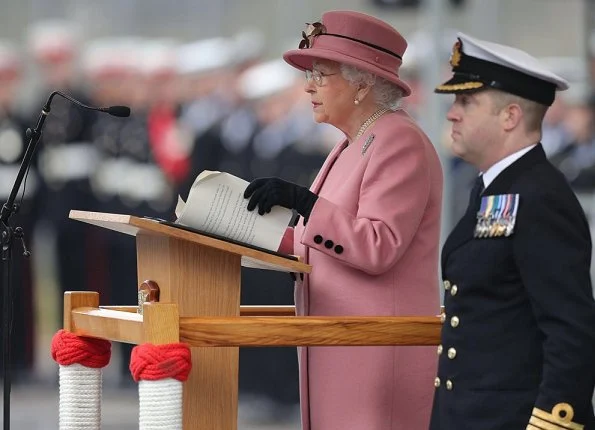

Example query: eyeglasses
[305,69,338,87]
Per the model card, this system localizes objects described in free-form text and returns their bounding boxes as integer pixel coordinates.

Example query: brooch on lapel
[474,194,519,238]
[362,134,375,155]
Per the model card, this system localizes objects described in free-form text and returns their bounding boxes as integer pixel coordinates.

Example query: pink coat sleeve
[299,126,433,275]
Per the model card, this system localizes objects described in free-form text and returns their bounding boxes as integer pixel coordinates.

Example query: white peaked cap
[0,40,20,72]
[177,37,234,76]
[27,20,78,57]
[140,38,179,76]
[231,29,265,65]
[459,32,569,91]
[82,37,143,77]
[239,59,299,100]
[436,32,569,106]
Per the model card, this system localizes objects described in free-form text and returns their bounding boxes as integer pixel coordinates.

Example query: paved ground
[7,382,300,429]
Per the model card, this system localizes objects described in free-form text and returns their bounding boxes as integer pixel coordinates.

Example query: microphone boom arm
[0,98,50,225]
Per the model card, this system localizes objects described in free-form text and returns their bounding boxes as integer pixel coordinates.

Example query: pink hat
[283,10,411,96]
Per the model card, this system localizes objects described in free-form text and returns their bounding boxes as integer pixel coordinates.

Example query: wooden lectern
[68,210,311,430]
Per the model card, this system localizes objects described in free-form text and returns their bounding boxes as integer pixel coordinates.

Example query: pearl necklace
[355,108,389,140]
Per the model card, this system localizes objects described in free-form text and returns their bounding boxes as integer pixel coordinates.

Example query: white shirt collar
[481,144,537,188]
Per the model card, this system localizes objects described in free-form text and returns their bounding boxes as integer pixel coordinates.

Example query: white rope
[58,363,103,430]
[138,379,183,429]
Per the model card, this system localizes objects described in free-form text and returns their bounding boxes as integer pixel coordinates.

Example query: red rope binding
[50,329,111,368]
[129,343,192,382]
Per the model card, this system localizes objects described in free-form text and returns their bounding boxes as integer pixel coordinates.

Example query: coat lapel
[442,144,548,269]
[310,139,348,194]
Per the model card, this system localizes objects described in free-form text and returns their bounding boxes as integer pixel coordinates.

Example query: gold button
[446,379,453,390]
[450,316,459,328]
[450,285,458,296]
[443,280,451,290]
[440,313,446,323]
[437,345,443,355]
[447,348,457,359]
[434,377,441,388]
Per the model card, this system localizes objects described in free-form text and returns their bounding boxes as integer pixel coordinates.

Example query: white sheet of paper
[176,170,293,253]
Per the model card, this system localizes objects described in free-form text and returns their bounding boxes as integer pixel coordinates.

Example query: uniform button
[434,377,441,388]
[446,379,453,390]
[447,348,457,359]
[440,313,446,323]
[450,316,459,328]
[437,345,443,355]
[443,280,451,291]
[450,285,458,296]
[334,245,344,254]
[314,235,323,244]
[324,239,334,249]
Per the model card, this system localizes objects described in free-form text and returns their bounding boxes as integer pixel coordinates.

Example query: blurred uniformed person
[0,40,37,380]
[176,37,234,137]
[26,20,97,322]
[85,38,177,384]
[175,37,235,197]
[234,59,304,422]
[430,33,595,429]
[207,30,265,181]
[548,85,595,193]
[142,38,190,194]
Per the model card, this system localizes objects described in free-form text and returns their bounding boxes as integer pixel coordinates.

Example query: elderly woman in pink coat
[244,10,443,430]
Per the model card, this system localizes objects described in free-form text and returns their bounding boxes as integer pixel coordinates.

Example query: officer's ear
[500,103,523,132]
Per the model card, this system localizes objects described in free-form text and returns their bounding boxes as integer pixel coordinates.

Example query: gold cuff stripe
[435,82,484,91]
[532,407,584,430]
[528,424,545,430]
[529,415,579,430]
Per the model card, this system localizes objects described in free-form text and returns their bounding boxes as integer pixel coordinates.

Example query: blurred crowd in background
[1,8,595,425]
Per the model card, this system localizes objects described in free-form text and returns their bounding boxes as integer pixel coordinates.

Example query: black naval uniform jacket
[430,144,595,430]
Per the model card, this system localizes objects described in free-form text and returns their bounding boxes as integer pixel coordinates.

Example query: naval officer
[430,33,595,430]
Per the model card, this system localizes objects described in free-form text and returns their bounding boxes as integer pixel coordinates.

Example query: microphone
[102,105,131,118]
[44,90,131,117]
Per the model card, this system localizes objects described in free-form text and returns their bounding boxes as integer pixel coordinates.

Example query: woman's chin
[312,112,328,124]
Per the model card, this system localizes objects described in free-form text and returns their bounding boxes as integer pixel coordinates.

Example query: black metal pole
[1,224,12,430]
[0,98,50,430]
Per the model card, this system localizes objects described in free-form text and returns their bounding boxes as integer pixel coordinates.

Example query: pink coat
[280,110,443,430]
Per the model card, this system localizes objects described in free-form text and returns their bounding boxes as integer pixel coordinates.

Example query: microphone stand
[0,90,129,429]
[0,97,51,430]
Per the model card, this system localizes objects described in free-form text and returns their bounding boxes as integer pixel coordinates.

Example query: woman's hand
[244,177,318,220]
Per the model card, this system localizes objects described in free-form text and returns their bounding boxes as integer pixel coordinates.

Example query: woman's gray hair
[340,63,403,111]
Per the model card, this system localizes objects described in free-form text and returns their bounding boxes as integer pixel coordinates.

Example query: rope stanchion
[51,329,112,430]
[130,343,192,430]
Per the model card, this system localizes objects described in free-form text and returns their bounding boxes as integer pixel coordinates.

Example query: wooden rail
[179,316,441,347]
[69,304,441,347]
[100,305,297,317]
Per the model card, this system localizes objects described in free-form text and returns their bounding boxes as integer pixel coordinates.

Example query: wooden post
[136,234,241,430]
[63,292,99,332]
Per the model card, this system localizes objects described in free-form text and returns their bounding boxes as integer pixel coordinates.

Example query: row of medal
[474,194,519,238]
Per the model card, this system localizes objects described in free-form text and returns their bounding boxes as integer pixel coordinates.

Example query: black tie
[467,175,484,216]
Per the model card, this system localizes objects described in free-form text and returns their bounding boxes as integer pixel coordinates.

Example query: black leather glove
[244,177,318,220]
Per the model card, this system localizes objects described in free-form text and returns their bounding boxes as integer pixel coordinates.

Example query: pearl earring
[354,99,360,105]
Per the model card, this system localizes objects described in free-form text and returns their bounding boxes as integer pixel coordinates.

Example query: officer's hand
[244,177,318,219]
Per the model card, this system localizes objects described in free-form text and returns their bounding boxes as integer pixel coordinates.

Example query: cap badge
[450,40,462,68]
